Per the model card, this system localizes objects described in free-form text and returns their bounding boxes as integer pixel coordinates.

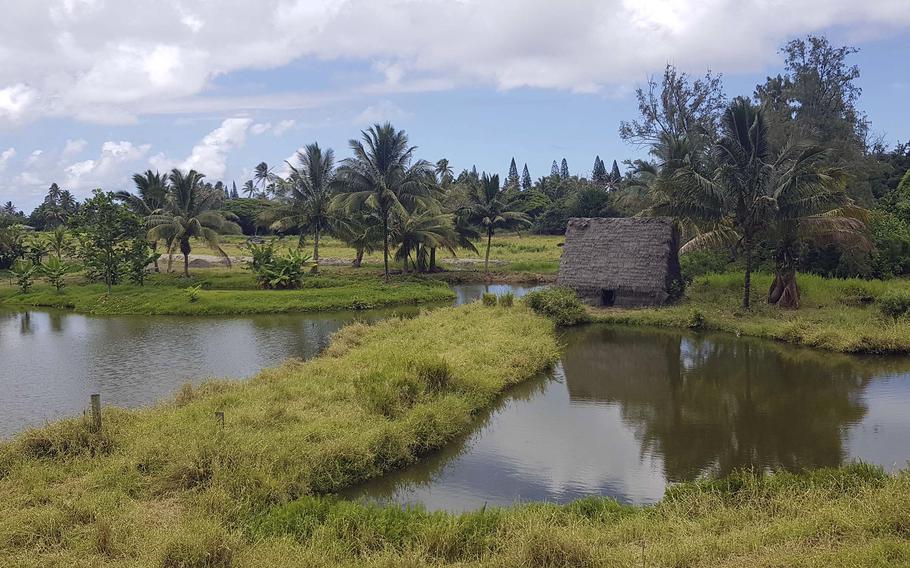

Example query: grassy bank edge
[587,271,910,355]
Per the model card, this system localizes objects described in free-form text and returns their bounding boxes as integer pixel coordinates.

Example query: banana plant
[10,259,37,293]
[40,255,77,291]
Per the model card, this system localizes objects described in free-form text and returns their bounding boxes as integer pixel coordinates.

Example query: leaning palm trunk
[151,240,160,272]
[353,246,364,268]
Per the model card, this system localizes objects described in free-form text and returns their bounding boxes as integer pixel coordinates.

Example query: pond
[343,325,910,509]
[0,283,538,438]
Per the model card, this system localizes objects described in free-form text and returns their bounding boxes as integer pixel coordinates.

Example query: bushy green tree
[72,190,145,291]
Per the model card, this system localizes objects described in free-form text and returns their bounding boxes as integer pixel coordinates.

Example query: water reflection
[345,325,910,510]
[0,305,421,438]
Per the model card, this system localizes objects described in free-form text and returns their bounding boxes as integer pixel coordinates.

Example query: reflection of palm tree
[559,326,872,480]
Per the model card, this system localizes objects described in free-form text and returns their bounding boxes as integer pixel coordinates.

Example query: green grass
[0,304,559,566]
[0,269,456,315]
[239,463,910,567]
[218,234,565,274]
[593,271,910,354]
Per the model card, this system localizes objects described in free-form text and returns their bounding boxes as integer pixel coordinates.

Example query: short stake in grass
[90,393,102,431]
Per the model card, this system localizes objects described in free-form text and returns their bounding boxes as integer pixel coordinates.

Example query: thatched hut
[557,217,682,307]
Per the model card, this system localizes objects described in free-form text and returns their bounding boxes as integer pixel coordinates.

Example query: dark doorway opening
[600,289,616,306]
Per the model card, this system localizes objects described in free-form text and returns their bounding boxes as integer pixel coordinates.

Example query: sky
[1,0,910,212]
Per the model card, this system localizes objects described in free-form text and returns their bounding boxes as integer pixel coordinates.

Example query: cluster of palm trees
[117,170,241,277]
[261,123,530,280]
[120,123,530,280]
[633,97,868,309]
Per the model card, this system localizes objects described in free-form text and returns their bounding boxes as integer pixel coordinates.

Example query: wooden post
[215,411,224,429]
[90,394,102,431]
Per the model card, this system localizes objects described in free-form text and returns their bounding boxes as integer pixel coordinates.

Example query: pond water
[0,283,538,438]
[343,325,910,510]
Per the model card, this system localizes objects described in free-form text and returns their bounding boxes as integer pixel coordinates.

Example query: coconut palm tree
[242,180,257,198]
[1,201,16,217]
[461,173,530,275]
[335,209,382,268]
[265,143,340,273]
[764,146,868,308]
[333,123,433,281]
[391,209,458,273]
[116,170,169,271]
[435,158,454,188]
[254,162,276,197]
[148,169,242,277]
[670,98,862,309]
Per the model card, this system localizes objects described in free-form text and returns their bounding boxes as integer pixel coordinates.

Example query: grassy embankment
[0,269,455,316]
[0,304,560,566]
[593,271,910,354]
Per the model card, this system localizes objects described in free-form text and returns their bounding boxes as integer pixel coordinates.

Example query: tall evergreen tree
[610,160,622,183]
[521,164,532,191]
[507,158,520,189]
[592,156,607,184]
[560,158,570,179]
[550,160,560,177]
[230,181,239,199]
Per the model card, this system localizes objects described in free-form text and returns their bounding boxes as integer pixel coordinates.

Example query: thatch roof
[557,217,680,302]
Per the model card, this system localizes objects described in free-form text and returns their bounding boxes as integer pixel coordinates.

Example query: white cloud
[152,118,252,179]
[62,138,87,158]
[250,122,272,135]
[272,119,296,135]
[355,100,409,125]
[0,1,907,124]
[0,84,36,121]
[0,148,15,171]
[64,140,151,187]
[25,150,43,166]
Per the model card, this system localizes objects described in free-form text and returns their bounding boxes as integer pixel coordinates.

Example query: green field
[217,233,565,274]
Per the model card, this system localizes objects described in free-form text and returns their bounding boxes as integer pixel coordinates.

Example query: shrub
[524,287,589,326]
[680,249,732,281]
[40,256,76,291]
[481,292,497,306]
[245,242,315,289]
[10,258,37,293]
[878,290,910,318]
[498,292,514,307]
[687,309,706,329]
[185,284,203,303]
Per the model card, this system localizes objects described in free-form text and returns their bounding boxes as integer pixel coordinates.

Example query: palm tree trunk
[354,246,364,268]
[769,244,799,309]
[484,229,493,276]
[382,213,390,282]
[151,241,160,273]
[313,225,320,275]
[430,247,437,272]
[180,237,191,278]
[742,239,752,310]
